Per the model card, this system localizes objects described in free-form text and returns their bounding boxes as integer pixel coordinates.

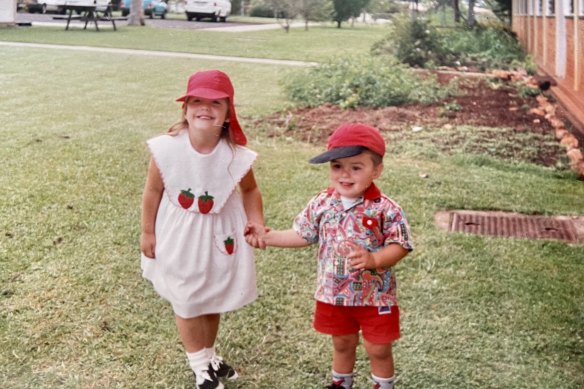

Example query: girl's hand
[140,232,156,259]
[244,222,269,249]
[346,242,376,270]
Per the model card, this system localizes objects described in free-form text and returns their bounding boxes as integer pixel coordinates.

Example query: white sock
[371,374,395,389]
[186,349,210,374]
[332,370,353,389]
[205,346,216,359]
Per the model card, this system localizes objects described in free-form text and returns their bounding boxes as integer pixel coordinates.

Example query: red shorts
[313,301,400,344]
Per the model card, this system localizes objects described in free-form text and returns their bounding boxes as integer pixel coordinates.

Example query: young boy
[251,123,413,389]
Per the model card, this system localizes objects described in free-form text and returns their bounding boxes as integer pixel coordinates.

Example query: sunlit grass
[0,22,389,63]
[1,36,583,389]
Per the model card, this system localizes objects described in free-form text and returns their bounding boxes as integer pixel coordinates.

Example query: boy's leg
[362,340,394,378]
[332,333,359,373]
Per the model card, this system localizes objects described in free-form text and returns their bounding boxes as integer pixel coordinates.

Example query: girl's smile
[186,97,229,129]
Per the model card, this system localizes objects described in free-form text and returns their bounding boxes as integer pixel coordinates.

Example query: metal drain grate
[435,210,584,244]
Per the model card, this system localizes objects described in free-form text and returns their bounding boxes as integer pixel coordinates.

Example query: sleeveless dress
[141,130,258,318]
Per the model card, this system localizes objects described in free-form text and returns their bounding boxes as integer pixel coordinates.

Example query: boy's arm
[264,229,311,248]
[141,159,164,258]
[348,242,409,270]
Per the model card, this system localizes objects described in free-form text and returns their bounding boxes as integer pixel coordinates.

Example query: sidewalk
[0,41,317,67]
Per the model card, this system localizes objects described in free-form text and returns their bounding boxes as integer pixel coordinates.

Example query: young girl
[140,69,264,389]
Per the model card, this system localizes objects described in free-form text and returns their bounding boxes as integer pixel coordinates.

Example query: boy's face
[329,152,383,198]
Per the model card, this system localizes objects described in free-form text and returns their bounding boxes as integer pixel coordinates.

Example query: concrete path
[0,41,317,67]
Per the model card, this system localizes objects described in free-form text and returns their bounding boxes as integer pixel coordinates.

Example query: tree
[467,0,476,28]
[267,0,300,32]
[128,0,145,26]
[453,0,461,23]
[331,0,369,28]
[484,0,512,25]
[297,0,329,30]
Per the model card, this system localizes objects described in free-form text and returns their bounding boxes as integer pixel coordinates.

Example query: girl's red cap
[176,70,247,145]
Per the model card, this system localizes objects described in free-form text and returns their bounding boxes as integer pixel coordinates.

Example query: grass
[0,21,388,63]
[1,22,584,389]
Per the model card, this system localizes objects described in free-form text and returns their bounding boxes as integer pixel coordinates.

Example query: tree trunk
[453,0,461,23]
[128,0,145,26]
[467,0,476,28]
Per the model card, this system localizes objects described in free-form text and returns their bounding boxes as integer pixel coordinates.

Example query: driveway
[15,12,289,31]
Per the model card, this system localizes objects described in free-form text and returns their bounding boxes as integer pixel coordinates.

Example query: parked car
[185,0,230,22]
[27,0,109,14]
[121,0,167,19]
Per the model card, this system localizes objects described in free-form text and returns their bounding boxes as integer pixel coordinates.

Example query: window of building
[565,0,574,14]
[548,0,555,14]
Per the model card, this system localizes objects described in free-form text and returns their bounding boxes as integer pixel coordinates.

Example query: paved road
[15,12,287,31]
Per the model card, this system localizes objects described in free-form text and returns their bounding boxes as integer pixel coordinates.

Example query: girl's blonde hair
[168,99,236,147]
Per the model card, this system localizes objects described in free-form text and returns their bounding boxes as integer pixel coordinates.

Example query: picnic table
[53,4,127,31]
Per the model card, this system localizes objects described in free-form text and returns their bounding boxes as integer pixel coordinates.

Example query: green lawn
[1,23,583,389]
[0,21,388,63]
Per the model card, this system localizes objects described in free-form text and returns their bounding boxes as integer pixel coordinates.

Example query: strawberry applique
[178,188,194,209]
[198,191,214,214]
[224,237,235,255]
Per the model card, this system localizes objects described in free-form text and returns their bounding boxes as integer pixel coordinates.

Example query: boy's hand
[346,242,377,270]
[244,221,269,249]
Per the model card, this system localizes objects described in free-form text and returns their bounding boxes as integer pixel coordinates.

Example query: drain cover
[435,210,584,244]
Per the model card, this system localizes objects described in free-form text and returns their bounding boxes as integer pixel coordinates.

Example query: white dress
[141,130,258,318]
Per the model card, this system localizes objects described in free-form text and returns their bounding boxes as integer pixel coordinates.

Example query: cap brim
[309,146,368,164]
[176,87,230,102]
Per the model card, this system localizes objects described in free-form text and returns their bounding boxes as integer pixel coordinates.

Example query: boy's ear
[373,163,384,179]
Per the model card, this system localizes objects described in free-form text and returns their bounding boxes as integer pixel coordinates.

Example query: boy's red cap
[176,70,247,145]
[309,123,385,164]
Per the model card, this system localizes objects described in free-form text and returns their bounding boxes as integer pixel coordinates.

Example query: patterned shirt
[293,183,413,307]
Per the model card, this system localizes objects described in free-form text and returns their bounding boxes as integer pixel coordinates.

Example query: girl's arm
[140,159,164,258]
[239,168,264,226]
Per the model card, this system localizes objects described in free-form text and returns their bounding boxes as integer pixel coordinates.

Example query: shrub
[283,56,450,109]
[371,16,528,71]
[371,17,453,68]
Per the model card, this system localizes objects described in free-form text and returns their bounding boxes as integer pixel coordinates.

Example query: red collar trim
[363,183,381,200]
[325,183,381,201]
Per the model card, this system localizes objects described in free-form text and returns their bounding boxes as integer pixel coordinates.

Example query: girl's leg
[175,313,220,352]
[177,314,224,389]
[331,333,359,373]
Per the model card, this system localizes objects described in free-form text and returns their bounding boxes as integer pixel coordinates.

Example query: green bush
[283,56,450,109]
[371,17,453,68]
[372,16,528,71]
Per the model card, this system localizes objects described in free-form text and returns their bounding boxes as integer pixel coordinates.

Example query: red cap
[176,70,247,145]
[309,123,385,164]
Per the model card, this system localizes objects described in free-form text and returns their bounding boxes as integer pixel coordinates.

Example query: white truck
[185,0,231,22]
[27,0,109,14]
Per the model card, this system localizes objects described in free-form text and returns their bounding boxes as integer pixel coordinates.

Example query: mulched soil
[257,71,583,168]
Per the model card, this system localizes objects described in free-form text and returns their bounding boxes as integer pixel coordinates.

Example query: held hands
[244,221,269,249]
